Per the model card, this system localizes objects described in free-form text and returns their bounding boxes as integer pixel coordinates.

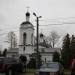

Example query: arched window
[31,33,33,45]
[45,58,46,63]
[23,33,26,51]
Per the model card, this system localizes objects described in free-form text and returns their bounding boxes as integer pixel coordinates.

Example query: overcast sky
[0,0,75,49]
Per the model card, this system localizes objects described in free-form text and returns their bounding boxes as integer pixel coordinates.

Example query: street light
[33,12,42,69]
[33,13,42,18]
[33,13,36,16]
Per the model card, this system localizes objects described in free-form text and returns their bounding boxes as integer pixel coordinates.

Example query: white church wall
[19,27,34,45]
[19,23,34,55]
[41,53,53,63]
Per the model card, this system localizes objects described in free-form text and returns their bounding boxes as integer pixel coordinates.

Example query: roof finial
[26,6,30,12]
[26,6,30,21]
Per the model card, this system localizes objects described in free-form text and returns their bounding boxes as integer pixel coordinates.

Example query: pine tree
[70,35,75,58]
[19,55,27,64]
[27,58,36,68]
[3,48,7,57]
[61,34,71,68]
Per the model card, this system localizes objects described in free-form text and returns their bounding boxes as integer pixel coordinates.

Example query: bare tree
[6,31,17,48]
[49,31,60,48]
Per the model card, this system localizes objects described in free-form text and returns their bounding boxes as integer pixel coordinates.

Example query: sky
[0,0,75,49]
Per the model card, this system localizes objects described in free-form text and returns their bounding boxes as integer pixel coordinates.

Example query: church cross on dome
[26,6,30,21]
[26,6,30,12]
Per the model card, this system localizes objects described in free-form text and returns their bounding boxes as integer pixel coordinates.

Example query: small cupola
[26,12,30,22]
[26,12,30,16]
[40,33,44,38]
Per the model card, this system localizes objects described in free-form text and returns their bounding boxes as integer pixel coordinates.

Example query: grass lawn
[21,73,34,75]
[26,69,36,73]
[64,69,71,75]
[20,69,36,75]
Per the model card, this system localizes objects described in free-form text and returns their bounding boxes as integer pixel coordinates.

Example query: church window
[45,58,46,62]
[23,47,25,51]
[31,33,33,45]
[23,33,26,51]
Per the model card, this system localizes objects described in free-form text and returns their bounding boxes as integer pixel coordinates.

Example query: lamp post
[33,12,42,69]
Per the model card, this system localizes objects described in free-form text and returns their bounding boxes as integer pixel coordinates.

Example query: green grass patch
[21,73,34,75]
[64,69,71,75]
[26,69,36,73]
[20,69,35,75]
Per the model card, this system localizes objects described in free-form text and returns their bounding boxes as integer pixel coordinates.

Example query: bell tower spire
[26,6,30,22]
[27,6,29,12]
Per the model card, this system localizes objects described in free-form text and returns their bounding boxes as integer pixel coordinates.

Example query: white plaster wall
[7,53,18,57]
[41,53,53,63]
[19,23,34,55]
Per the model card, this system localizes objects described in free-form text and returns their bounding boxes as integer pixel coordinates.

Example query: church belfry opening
[23,33,26,51]
[31,33,33,45]
[23,33,26,45]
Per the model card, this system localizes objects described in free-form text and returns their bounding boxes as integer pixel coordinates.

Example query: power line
[39,24,63,26]
[1,17,75,31]
[40,17,75,21]
[0,29,19,36]
[1,16,75,36]
[0,22,74,36]
[0,21,75,36]
[39,17,75,25]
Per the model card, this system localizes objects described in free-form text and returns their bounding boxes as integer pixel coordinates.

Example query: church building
[7,11,61,62]
[19,11,34,59]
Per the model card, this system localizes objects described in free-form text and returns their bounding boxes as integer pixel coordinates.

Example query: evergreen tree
[37,52,42,68]
[61,34,71,68]
[53,51,60,62]
[27,58,36,68]
[70,35,75,58]
[3,48,7,57]
[19,55,27,64]
[0,51,1,56]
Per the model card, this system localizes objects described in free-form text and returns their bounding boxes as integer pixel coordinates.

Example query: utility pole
[33,12,42,69]
[37,17,39,54]
[36,17,39,69]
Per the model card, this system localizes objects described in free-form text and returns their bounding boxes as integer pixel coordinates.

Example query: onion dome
[26,12,30,16]
[40,33,44,38]
[21,21,32,25]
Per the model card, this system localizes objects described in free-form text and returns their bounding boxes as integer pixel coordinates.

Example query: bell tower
[19,11,34,56]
